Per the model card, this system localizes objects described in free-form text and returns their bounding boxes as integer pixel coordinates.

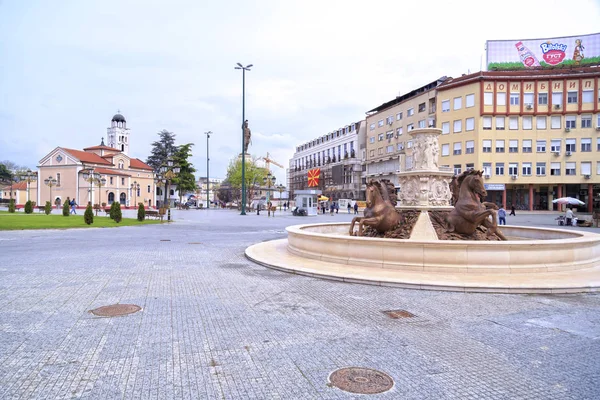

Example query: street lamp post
[276,183,285,211]
[130,181,140,207]
[21,169,37,203]
[235,62,252,215]
[82,169,101,206]
[154,158,180,221]
[205,131,212,209]
[43,176,58,209]
[263,172,276,217]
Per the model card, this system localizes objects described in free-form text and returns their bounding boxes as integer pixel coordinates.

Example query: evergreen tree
[62,201,70,216]
[84,203,94,225]
[172,143,196,205]
[109,201,117,220]
[146,130,178,171]
[44,201,52,215]
[24,200,33,214]
[8,199,15,213]
[137,202,146,221]
[114,202,122,223]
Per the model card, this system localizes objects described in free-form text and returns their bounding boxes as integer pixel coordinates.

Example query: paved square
[1,210,599,399]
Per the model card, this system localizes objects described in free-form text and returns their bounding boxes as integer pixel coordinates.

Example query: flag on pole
[308,168,320,187]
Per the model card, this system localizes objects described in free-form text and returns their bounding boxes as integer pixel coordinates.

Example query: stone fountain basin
[286,223,600,274]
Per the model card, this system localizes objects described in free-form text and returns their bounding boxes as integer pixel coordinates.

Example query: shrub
[31,201,36,207]
[114,203,122,223]
[101,202,107,208]
[137,202,145,221]
[44,201,52,215]
[109,202,117,220]
[8,199,15,213]
[84,203,94,225]
[63,201,70,216]
[24,200,33,214]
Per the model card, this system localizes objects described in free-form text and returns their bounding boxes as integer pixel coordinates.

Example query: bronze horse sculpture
[349,179,401,236]
[446,170,506,240]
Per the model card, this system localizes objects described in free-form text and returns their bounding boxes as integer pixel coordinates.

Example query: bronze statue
[349,179,401,236]
[446,170,506,240]
[243,120,252,153]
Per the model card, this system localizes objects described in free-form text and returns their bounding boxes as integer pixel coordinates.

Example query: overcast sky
[1,0,600,184]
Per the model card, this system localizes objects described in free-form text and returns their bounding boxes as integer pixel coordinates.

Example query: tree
[114,203,122,223]
[44,201,52,215]
[8,199,15,213]
[0,163,12,183]
[225,157,266,208]
[84,203,94,225]
[137,202,145,221]
[146,130,178,171]
[217,180,236,204]
[62,201,70,216]
[24,200,33,214]
[172,143,196,205]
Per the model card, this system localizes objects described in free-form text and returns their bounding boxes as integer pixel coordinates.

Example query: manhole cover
[188,242,202,244]
[160,239,171,242]
[90,304,141,317]
[383,309,415,319]
[329,367,394,394]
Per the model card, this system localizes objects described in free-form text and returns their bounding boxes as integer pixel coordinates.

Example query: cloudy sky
[1,0,600,184]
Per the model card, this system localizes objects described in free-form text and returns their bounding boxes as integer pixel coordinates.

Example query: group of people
[54,197,78,214]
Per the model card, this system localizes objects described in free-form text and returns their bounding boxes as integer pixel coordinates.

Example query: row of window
[440,114,600,134]
[480,90,600,107]
[441,94,476,112]
[369,102,435,131]
[296,124,357,152]
[369,120,437,143]
[441,138,600,156]
[449,162,599,178]
[294,142,356,169]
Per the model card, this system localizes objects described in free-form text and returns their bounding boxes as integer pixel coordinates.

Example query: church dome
[112,113,126,123]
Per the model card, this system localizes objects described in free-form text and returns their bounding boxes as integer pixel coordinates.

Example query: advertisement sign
[486,32,600,70]
[484,184,506,191]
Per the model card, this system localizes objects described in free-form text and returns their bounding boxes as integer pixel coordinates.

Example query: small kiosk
[294,189,321,216]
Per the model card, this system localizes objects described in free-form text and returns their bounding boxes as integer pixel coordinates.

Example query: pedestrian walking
[70,198,77,214]
[330,202,335,215]
[335,202,339,214]
[509,205,516,216]
[497,205,506,225]
[354,202,359,215]
[347,203,351,214]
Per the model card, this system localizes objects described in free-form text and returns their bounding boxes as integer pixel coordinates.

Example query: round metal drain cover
[90,304,141,317]
[329,367,393,394]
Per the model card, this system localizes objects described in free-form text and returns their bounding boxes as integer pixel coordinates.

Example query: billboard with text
[486,32,600,70]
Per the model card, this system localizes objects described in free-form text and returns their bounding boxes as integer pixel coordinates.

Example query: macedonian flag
[307,168,320,187]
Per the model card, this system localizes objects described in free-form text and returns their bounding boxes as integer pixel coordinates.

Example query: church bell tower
[107,111,130,155]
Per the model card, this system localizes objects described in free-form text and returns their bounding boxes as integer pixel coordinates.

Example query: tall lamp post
[130,181,140,207]
[154,158,180,221]
[82,169,101,206]
[276,183,285,211]
[21,169,37,203]
[205,130,212,209]
[235,62,252,215]
[44,176,58,208]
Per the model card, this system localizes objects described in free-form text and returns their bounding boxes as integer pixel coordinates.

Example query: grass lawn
[0,211,162,230]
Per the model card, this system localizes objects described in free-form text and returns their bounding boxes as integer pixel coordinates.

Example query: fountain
[246,129,600,293]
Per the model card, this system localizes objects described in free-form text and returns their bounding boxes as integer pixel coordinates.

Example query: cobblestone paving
[1,209,599,399]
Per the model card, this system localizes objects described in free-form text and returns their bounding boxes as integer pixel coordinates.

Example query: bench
[145,210,160,220]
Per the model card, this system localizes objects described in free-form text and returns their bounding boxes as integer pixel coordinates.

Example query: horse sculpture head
[461,170,487,200]
[365,179,396,208]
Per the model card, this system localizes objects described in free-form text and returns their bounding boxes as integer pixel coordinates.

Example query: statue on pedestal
[243,120,252,154]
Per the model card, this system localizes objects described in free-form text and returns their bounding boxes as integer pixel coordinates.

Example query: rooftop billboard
[486,32,600,70]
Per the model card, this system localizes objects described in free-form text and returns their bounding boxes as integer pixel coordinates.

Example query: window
[566,138,576,152]
[509,116,518,130]
[453,120,462,133]
[510,93,520,105]
[598,114,600,128]
[581,138,591,152]
[538,92,548,105]
[418,119,426,128]
[386,116,394,125]
[370,123,375,131]
[378,133,384,141]
[597,161,600,175]
[598,137,600,151]
[496,140,505,153]
[110,177,113,184]
[465,118,474,131]
[407,123,414,131]
[496,92,506,106]
[386,145,394,153]
[396,127,403,137]
[378,119,384,127]
[582,90,594,103]
[453,142,462,155]
[441,143,450,156]
[466,94,475,108]
[369,136,375,143]
[550,162,561,176]
[581,115,592,128]
[56,173,61,186]
[118,160,124,169]
[484,92,493,105]
[482,140,492,153]
[396,112,403,120]
[581,162,592,176]
[483,116,492,130]
[522,139,532,153]
[565,162,576,176]
[453,165,462,175]
[386,130,394,139]
[509,140,518,153]
[418,103,426,113]
[496,116,505,130]
[567,91,578,104]
[522,116,532,130]
[552,92,562,106]
[441,100,450,112]
[407,108,414,116]
[509,163,518,176]
[523,93,534,106]
[566,115,576,129]
[369,149,375,157]
[147,185,151,193]
[536,116,547,129]
[378,148,383,155]
[536,162,546,176]
[551,139,561,152]
[551,116,561,129]
[495,162,505,175]
[453,97,462,110]
[407,141,413,148]
[466,140,474,154]
[466,163,474,171]
[536,140,546,152]
[397,142,404,151]
[441,122,450,134]
[483,163,492,176]
[121,177,125,185]
[522,162,532,176]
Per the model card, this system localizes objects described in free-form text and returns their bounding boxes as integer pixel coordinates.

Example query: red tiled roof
[10,181,28,190]
[93,168,131,177]
[130,158,153,170]
[62,148,113,165]
[83,145,120,152]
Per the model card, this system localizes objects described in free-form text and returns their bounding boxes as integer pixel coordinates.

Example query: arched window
[121,144,124,152]
[120,192,126,205]
[108,192,115,204]
[118,160,124,169]
[169,189,175,196]
[156,187,162,196]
